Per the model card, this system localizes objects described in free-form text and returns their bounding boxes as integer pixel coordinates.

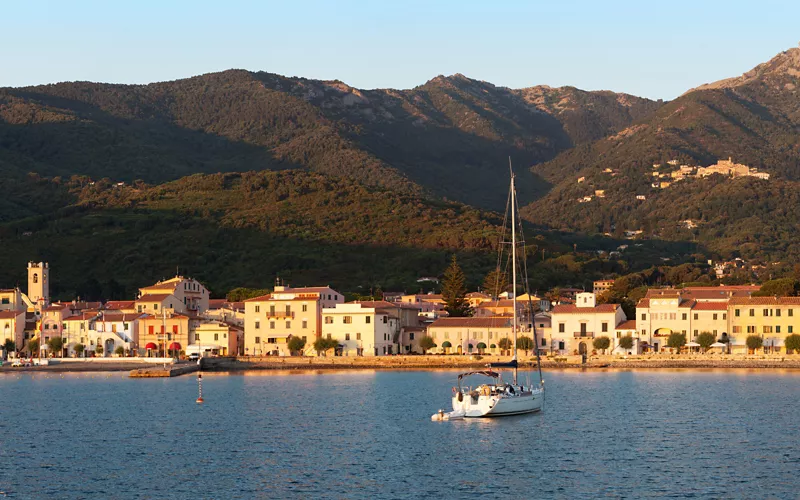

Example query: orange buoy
[196,372,204,404]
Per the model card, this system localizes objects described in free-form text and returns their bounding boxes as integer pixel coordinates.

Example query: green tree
[752,278,799,297]
[482,267,509,298]
[287,336,307,356]
[441,255,472,317]
[516,336,534,356]
[784,334,800,354]
[419,336,436,354]
[115,346,125,356]
[3,338,15,355]
[667,332,687,352]
[593,336,611,354]
[313,337,338,357]
[226,287,270,301]
[74,343,85,357]
[498,337,512,354]
[27,339,40,357]
[47,337,64,358]
[618,335,634,351]
[697,331,715,351]
[746,335,763,353]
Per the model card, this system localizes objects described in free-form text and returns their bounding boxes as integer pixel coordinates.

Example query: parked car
[11,359,31,367]
[187,353,200,361]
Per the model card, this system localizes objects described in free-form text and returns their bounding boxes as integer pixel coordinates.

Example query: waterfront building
[136,276,210,315]
[204,299,245,327]
[189,320,243,356]
[62,312,101,356]
[0,310,26,351]
[612,320,640,354]
[426,317,512,355]
[321,302,398,356]
[243,286,343,356]
[92,312,143,355]
[0,288,26,312]
[727,297,800,354]
[550,292,626,355]
[400,294,443,313]
[138,312,191,356]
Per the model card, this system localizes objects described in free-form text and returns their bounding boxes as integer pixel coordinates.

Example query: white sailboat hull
[452,387,544,418]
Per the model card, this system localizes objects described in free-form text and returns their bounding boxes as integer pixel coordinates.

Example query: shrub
[667,332,687,351]
[516,336,534,355]
[746,335,763,353]
[593,336,611,353]
[784,334,800,353]
[697,332,716,351]
[618,335,634,350]
[47,337,64,357]
[313,337,338,356]
[74,343,85,357]
[419,336,436,354]
[287,336,307,355]
[115,346,125,356]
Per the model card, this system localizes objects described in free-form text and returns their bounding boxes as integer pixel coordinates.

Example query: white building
[321,303,397,356]
[550,292,626,355]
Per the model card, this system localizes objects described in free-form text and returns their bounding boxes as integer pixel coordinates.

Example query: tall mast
[510,158,518,384]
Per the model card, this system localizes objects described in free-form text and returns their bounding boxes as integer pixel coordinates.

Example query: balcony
[266,311,295,319]
[574,331,594,338]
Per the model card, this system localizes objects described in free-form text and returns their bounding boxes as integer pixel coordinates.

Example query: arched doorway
[655,328,672,336]
[578,342,587,355]
[104,339,115,357]
[457,345,463,355]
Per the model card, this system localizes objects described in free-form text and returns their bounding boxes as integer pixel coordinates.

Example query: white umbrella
[686,342,701,347]
[710,342,726,347]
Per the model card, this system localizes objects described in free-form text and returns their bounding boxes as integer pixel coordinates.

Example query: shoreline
[5,355,800,374]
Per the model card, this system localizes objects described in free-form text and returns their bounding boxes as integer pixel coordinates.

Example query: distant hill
[524,47,800,263]
[0,71,660,210]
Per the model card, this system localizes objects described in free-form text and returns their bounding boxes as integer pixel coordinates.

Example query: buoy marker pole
[196,372,204,404]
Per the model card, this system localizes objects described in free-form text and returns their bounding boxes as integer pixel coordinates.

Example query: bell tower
[27,262,50,308]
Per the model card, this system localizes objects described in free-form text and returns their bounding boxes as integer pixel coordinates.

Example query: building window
[693,313,698,320]
[693,330,698,336]
[383,316,388,324]
[790,326,794,333]
[302,320,307,329]
[749,309,754,317]
[286,321,291,329]
[269,305,275,316]
[682,330,687,335]
[345,334,350,341]
[763,326,772,334]
[723,313,727,320]
[325,316,333,324]
[123,323,129,330]
[558,323,565,333]
[195,333,200,341]
[713,313,718,321]
[148,326,154,335]
[214,333,219,341]
[776,309,782,317]
[735,309,740,317]
[410,332,415,340]
[669,313,676,320]
[268,338,277,343]
[255,321,260,329]
[789,309,794,317]
[366,316,371,324]
[255,306,260,313]
[732,326,741,333]
[356,333,361,340]
[763,309,770,317]
[682,313,687,321]
[270,321,275,329]
[327,334,332,340]
[285,305,291,315]
[776,326,781,333]
[255,336,261,344]
[641,313,646,321]
[601,322,608,333]
[173,325,178,334]
[343,316,353,324]
[747,325,756,334]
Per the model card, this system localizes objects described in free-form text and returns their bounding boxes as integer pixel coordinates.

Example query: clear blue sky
[2,0,798,99]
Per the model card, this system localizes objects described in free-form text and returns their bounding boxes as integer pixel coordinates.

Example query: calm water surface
[0,369,798,499]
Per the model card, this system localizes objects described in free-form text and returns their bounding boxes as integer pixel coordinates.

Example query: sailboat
[433,161,545,419]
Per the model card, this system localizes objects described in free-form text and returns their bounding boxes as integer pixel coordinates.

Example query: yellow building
[0,310,26,352]
[136,276,210,315]
[321,302,398,356]
[728,297,800,353]
[138,312,191,356]
[190,321,242,356]
[244,286,343,356]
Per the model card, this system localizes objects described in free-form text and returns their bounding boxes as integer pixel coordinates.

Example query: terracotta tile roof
[477,299,518,308]
[679,300,696,308]
[728,297,800,306]
[691,302,729,311]
[137,294,172,302]
[0,311,21,319]
[684,285,760,291]
[97,313,145,322]
[104,301,136,310]
[44,304,69,312]
[141,282,179,291]
[637,299,650,308]
[429,317,512,328]
[0,288,17,293]
[348,301,397,309]
[645,289,681,298]
[466,292,490,298]
[139,313,190,319]
[64,312,100,321]
[616,320,637,330]
[552,304,620,314]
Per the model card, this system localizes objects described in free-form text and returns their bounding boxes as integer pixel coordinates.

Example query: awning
[490,344,497,349]
[145,342,158,349]
[441,341,452,348]
[169,342,181,350]
[477,342,487,349]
